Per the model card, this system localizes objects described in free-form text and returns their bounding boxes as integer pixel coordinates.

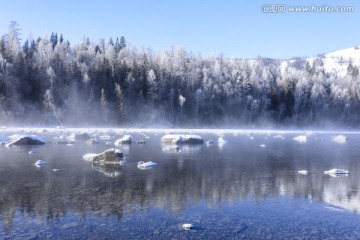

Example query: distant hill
[281,46,360,77]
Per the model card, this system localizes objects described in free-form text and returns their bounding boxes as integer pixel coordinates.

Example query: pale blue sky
[0,0,359,59]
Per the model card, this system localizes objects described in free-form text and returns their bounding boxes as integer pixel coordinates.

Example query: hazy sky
[0,0,359,59]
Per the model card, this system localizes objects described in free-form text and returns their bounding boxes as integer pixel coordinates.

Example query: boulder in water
[114,135,132,145]
[6,135,45,147]
[161,134,203,145]
[83,148,124,164]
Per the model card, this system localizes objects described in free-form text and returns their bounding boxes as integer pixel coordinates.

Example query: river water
[1,129,360,239]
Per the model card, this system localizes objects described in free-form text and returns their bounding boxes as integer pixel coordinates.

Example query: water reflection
[0,132,360,232]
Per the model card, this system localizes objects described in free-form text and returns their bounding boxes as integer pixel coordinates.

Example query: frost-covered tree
[1,22,360,126]
[179,94,186,121]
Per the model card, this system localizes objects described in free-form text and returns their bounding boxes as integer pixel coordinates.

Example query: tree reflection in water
[0,131,359,234]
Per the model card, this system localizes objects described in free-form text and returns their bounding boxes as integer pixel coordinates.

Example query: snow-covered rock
[35,160,47,166]
[6,135,45,147]
[293,135,307,143]
[83,148,124,164]
[332,135,347,143]
[114,135,132,145]
[137,161,157,169]
[182,223,193,230]
[161,134,204,144]
[324,169,349,175]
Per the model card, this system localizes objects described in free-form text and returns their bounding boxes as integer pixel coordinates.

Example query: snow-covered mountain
[281,46,360,77]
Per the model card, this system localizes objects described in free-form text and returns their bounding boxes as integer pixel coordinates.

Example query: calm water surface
[1,130,360,239]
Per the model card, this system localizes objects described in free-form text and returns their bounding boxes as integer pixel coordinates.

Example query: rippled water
[1,130,360,239]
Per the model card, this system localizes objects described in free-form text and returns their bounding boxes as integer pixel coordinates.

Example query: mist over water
[0,129,360,238]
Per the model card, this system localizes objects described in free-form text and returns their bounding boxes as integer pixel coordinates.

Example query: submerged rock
[114,135,132,145]
[83,148,124,164]
[6,135,45,147]
[161,134,204,145]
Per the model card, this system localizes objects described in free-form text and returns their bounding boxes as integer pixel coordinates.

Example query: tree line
[0,21,360,128]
